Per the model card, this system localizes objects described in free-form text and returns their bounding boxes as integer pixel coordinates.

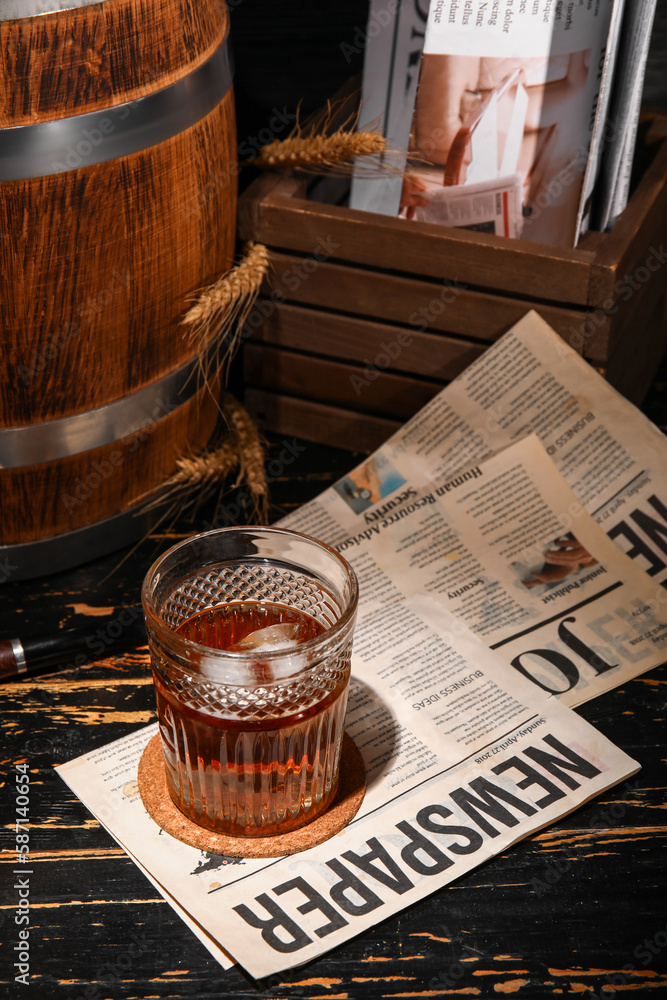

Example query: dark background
[228,0,370,162]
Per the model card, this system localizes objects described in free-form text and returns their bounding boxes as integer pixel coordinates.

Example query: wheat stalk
[251,104,406,177]
[139,396,268,523]
[182,242,269,332]
[255,129,387,172]
[181,242,270,388]
[223,395,269,519]
[171,438,240,490]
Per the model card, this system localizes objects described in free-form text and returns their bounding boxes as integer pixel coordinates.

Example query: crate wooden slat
[244,389,402,455]
[239,175,596,304]
[263,252,594,348]
[248,302,486,380]
[243,343,444,419]
[587,131,667,306]
[600,292,667,399]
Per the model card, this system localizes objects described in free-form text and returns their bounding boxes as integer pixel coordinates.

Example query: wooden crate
[238,113,667,453]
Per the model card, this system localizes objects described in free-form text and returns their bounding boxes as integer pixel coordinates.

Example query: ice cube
[226,622,308,653]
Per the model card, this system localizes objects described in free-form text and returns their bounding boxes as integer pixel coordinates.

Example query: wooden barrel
[0,0,236,578]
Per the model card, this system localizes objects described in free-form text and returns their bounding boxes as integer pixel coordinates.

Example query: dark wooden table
[1,430,666,1000]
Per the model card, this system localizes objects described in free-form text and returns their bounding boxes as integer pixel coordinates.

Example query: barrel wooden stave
[0,383,221,545]
[0,0,236,553]
[0,0,226,127]
[2,94,237,425]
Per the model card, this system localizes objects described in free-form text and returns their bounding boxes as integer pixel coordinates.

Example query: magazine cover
[390,1,622,246]
[349,0,429,216]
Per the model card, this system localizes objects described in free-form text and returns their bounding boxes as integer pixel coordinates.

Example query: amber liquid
[153,601,350,837]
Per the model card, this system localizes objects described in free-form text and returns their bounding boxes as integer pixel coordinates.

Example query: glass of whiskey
[141,526,358,837]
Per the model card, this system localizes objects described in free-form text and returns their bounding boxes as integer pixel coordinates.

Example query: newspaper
[55,311,664,977]
[399,171,525,236]
[335,434,667,707]
[407,0,625,245]
[574,0,627,238]
[352,0,626,247]
[284,311,667,597]
[282,312,667,703]
[57,607,639,978]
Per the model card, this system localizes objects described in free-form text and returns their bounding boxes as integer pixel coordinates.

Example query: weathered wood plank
[243,343,444,419]
[246,301,486,380]
[244,389,401,453]
[239,174,596,304]
[262,251,593,346]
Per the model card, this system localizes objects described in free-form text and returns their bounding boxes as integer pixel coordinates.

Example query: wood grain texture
[243,343,444,419]
[599,293,667,404]
[237,174,596,305]
[0,432,665,999]
[2,94,236,423]
[261,251,593,348]
[237,114,667,414]
[245,389,403,454]
[0,381,220,543]
[0,0,227,126]
[249,301,486,378]
[586,133,667,306]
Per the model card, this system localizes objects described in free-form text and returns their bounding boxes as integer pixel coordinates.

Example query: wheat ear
[181,242,270,387]
[251,104,405,177]
[223,395,270,521]
[139,396,268,523]
[255,129,387,171]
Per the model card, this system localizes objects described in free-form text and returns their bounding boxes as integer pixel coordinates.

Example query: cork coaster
[138,732,366,858]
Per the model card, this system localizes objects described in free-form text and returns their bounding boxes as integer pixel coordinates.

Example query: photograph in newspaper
[334,451,407,513]
[57,603,639,979]
[396,1,619,245]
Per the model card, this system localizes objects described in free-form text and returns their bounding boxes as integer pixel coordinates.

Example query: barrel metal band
[0,492,175,582]
[0,352,208,468]
[0,0,104,18]
[0,33,232,181]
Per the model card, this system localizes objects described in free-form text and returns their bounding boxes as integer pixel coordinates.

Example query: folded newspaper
[350,0,655,245]
[56,312,667,978]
